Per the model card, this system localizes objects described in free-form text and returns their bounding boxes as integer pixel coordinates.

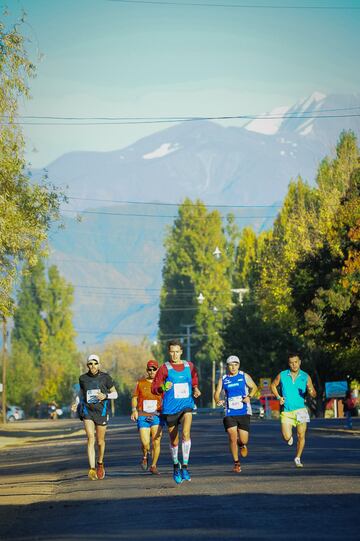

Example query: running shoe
[294,457,303,468]
[173,464,183,484]
[149,465,160,475]
[88,468,98,480]
[181,467,191,482]
[141,456,148,471]
[240,445,248,458]
[287,436,294,446]
[233,462,241,473]
[96,462,105,480]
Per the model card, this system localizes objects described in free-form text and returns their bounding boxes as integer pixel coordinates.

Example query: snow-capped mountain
[38,93,360,346]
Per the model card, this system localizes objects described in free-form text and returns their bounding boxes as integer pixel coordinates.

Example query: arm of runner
[190,362,201,397]
[71,385,83,412]
[151,365,170,395]
[243,374,258,403]
[306,376,317,398]
[214,377,224,406]
[271,374,284,405]
[97,385,118,401]
[131,394,139,421]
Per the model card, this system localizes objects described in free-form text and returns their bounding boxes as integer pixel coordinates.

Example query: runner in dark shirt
[72,354,118,480]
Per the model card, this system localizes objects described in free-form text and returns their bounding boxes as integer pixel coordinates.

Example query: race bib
[143,399,157,413]
[296,409,310,423]
[87,389,100,404]
[228,396,243,410]
[174,382,190,399]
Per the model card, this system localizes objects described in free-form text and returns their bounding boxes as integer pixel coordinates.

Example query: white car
[7,405,25,422]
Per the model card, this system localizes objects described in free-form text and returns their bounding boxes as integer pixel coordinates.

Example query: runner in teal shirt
[271,354,316,468]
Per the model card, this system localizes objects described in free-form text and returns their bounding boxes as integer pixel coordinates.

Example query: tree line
[158,131,360,411]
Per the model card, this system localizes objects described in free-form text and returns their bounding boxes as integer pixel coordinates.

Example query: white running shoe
[287,436,294,446]
[294,457,303,468]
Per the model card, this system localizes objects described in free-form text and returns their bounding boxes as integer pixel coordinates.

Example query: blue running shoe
[181,467,191,481]
[173,464,183,484]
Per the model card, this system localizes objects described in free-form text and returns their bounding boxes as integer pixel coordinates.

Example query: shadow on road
[2,492,360,541]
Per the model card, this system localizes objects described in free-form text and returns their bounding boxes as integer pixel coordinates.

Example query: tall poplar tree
[8,262,79,409]
[159,199,233,403]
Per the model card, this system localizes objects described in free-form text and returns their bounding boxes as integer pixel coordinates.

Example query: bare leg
[296,423,307,459]
[150,424,162,467]
[281,422,293,443]
[139,427,151,458]
[84,420,96,468]
[227,426,239,462]
[238,428,249,446]
[95,424,107,463]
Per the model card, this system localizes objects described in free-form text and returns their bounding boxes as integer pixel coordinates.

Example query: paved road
[0,416,359,540]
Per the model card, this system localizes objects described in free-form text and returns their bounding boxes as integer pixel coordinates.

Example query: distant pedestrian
[72,354,118,480]
[214,355,258,473]
[342,391,357,429]
[271,354,316,468]
[151,339,201,484]
[131,360,163,475]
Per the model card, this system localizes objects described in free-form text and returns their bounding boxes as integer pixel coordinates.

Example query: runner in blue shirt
[271,354,316,468]
[152,339,201,484]
[214,355,258,473]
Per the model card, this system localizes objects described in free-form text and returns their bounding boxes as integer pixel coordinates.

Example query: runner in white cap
[214,355,257,473]
[72,354,118,480]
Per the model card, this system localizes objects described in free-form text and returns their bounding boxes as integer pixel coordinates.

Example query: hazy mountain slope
[40,93,360,346]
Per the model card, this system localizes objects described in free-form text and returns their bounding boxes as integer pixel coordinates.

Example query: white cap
[87,354,100,363]
[226,355,240,365]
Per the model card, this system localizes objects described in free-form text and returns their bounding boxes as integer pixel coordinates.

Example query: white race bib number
[296,409,310,423]
[174,382,190,399]
[228,396,244,410]
[143,400,157,413]
[87,389,100,404]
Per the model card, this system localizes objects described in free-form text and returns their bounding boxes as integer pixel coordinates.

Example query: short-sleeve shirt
[133,378,162,416]
[79,371,115,414]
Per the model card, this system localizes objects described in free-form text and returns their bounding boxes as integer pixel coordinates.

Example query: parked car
[6,405,25,422]
[251,398,265,418]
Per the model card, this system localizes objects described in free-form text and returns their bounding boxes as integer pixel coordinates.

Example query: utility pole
[212,360,216,408]
[2,317,7,425]
[180,323,195,362]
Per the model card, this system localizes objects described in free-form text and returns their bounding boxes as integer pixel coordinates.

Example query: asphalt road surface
[0,415,359,541]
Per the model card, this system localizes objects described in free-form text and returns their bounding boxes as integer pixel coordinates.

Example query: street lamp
[212,246,221,260]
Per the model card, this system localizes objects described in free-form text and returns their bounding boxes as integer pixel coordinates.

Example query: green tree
[159,199,233,404]
[9,261,79,410]
[0,14,62,316]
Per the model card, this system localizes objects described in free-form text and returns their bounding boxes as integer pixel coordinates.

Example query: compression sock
[170,444,179,465]
[182,439,191,465]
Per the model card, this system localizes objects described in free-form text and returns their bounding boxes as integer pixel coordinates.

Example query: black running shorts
[83,410,109,426]
[223,414,251,432]
[162,408,193,427]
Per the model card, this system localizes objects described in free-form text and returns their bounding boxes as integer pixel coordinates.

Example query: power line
[67,196,282,208]
[60,208,277,219]
[9,105,360,121]
[109,0,360,10]
[6,113,360,126]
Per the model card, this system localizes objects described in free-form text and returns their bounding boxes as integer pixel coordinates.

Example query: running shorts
[280,408,310,427]
[82,410,109,426]
[161,408,194,427]
[223,414,251,432]
[137,415,164,429]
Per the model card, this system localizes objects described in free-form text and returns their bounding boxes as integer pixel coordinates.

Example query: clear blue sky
[3,0,360,167]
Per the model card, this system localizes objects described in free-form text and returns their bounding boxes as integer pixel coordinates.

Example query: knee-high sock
[182,439,191,465]
[170,444,179,465]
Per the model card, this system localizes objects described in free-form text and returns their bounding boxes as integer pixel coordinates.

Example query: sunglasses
[147,367,157,371]
[87,362,99,366]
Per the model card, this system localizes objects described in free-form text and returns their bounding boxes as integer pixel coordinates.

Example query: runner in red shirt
[131,360,163,474]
